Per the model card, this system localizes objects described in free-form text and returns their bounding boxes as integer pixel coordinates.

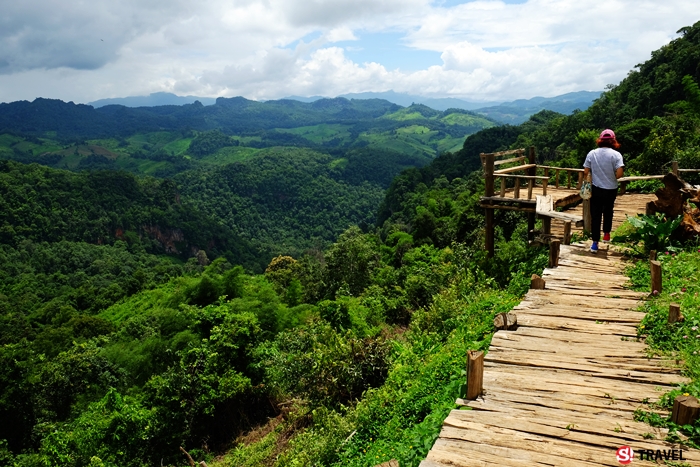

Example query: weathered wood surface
[420,242,697,466]
[547,193,657,242]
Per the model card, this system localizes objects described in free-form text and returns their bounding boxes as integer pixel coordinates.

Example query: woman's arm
[616,166,624,179]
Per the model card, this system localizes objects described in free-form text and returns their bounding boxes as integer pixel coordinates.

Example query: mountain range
[87,90,602,125]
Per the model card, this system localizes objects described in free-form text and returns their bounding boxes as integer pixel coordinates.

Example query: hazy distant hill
[285,90,601,124]
[285,91,496,111]
[89,92,217,107]
[86,90,601,125]
[471,91,602,124]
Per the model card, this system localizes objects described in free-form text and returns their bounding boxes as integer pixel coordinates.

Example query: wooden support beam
[484,153,495,197]
[527,179,534,200]
[484,153,495,258]
[479,204,535,212]
[542,179,548,196]
[549,239,561,268]
[542,217,551,235]
[672,160,679,177]
[583,199,592,232]
[494,313,517,330]
[466,350,484,400]
[577,171,584,190]
[650,260,662,295]
[485,209,494,258]
[672,395,700,426]
[514,178,521,199]
[563,221,572,245]
[528,146,536,167]
[668,303,683,324]
[480,196,535,205]
[530,274,546,289]
[619,181,627,195]
[527,212,535,242]
[555,169,560,188]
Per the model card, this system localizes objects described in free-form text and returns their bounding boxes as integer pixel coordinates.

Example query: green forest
[2,19,700,467]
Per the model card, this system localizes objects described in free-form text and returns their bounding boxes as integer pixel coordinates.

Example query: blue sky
[0,0,699,104]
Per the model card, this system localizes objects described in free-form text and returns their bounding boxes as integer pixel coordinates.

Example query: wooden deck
[548,192,656,241]
[421,194,699,466]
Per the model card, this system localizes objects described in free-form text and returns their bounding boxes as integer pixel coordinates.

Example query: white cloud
[0,0,699,103]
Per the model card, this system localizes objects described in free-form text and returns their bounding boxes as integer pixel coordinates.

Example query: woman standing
[583,129,625,253]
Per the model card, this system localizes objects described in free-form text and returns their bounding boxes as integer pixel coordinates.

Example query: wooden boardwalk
[421,195,699,466]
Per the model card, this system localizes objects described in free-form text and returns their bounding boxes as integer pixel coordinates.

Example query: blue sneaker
[590,241,599,253]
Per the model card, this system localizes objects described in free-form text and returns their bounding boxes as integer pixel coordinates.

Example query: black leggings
[590,185,618,242]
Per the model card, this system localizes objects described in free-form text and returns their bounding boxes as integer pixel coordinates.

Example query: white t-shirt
[583,148,624,190]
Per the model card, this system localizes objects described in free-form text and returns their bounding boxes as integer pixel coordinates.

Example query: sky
[1,0,699,104]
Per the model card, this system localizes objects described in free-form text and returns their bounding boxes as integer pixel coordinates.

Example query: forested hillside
[2,19,700,467]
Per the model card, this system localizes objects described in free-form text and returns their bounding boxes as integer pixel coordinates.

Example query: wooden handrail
[494,174,549,180]
[537,166,584,172]
[494,156,527,166]
[494,164,536,174]
[618,175,665,182]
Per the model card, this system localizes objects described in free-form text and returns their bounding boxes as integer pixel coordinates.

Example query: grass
[626,242,700,446]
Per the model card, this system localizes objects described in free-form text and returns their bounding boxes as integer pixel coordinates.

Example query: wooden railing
[481,148,584,202]
[618,162,700,194]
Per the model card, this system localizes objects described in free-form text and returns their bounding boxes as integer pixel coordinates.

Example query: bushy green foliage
[613,213,683,254]
[175,149,385,257]
[626,247,700,446]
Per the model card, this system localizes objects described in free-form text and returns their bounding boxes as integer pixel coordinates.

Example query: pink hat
[599,129,616,139]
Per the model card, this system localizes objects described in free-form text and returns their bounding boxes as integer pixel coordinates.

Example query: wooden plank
[480,196,536,205]
[446,410,672,447]
[494,156,527,166]
[618,175,666,182]
[423,193,699,466]
[494,174,550,180]
[494,164,537,175]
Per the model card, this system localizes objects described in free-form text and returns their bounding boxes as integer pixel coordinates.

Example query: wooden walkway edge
[421,243,700,466]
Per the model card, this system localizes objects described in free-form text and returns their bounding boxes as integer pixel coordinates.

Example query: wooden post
[583,199,592,233]
[619,181,627,196]
[485,209,494,258]
[672,160,679,177]
[668,303,683,324]
[567,171,572,189]
[555,169,560,189]
[484,153,495,197]
[549,239,561,268]
[563,221,572,245]
[542,216,551,235]
[494,312,517,330]
[577,172,583,190]
[649,250,657,261]
[527,179,534,200]
[527,212,535,242]
[528,146,536,168]
[530,274,546,289]
[672,395,700,426]
[650,260,662,295]
[542,179,548,196]
[466,350,484,400]
[484,153,495,258]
